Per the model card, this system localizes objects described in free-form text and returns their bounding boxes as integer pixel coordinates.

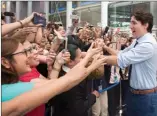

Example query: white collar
[62,65,71,73]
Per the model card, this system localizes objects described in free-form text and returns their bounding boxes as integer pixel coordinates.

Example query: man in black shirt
[52,44,99,116]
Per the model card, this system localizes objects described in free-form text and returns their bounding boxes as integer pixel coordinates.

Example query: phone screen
[33,14,46,27]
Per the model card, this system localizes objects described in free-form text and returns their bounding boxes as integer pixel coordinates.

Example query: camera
[1,12,5,20]
[4,12,15,17]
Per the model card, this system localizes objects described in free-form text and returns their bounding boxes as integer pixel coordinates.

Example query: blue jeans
[126,89,157,116]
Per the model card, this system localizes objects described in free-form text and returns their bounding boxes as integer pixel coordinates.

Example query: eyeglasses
[4,47,34,58]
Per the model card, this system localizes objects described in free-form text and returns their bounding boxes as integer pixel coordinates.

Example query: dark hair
[128,37,134,43]
[47,22,59,30]
[120,33,129,39]
[132,10,153,33]
[47,22,60,35]
[77,27,83,33]
[67,44,79,60]
[1,39,20,84]
[103,26,109,35]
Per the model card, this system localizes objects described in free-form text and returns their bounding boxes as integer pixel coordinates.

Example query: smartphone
[104,26,109,35]
[33,14,46,27]
[4,12,14,16]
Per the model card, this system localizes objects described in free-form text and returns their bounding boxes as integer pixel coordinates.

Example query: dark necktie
[128,41,138,81]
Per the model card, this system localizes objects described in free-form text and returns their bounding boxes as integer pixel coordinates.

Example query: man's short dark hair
[67,44,79,60]
[132,10,153,33]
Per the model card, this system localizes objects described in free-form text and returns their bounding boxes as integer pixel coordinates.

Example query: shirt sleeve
[119,40,136,54]
[2,82,34,102]
[117,42,154,69]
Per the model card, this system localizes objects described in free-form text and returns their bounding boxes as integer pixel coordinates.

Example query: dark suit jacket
[51,69,96,116]
[67,35,91,52]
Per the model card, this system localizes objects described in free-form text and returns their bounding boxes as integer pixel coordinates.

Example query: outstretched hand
[54,29,65,40]
[46,49,56,67]
[86,42,102,58]
[88,53,107,71]
[80,42,102,66]
[56,50,70,65]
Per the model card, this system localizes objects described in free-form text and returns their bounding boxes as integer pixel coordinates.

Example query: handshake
[46,41,107,70]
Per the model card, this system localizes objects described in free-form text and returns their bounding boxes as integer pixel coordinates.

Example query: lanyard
[98,82,120,93]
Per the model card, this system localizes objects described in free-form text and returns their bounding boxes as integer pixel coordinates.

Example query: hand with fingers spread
[54,29,65,40]
[86,42,102,59]
[64,54,105,85]
[62,50,105,91]
[79,42,102,67]
[87,53,107,72]
[56,50,71,65]
[65,62,88,81]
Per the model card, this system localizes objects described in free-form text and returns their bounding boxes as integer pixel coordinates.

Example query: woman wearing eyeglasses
[1,38,106,116]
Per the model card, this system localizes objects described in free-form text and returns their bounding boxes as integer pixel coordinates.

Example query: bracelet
[17,21,24,28]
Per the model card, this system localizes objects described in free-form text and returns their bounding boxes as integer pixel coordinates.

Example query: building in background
[2,1,157,36]
[48,1,102,28]
[108,1,157,36]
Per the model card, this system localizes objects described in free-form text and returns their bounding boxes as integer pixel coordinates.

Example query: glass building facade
[108,1,157,36]
[108,2,151,28]
[2,1,157,36]
[48,1,101,27]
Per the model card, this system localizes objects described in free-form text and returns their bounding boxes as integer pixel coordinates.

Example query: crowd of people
[1,10,157,116]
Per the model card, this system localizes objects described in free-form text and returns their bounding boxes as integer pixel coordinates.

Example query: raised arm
[2,42,106,116]
[103,44,119,55]
[48,50,70,79]
[2,13,42,37]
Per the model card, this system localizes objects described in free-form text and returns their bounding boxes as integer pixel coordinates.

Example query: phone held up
[32,14,46,27]
[4,12,15,17]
